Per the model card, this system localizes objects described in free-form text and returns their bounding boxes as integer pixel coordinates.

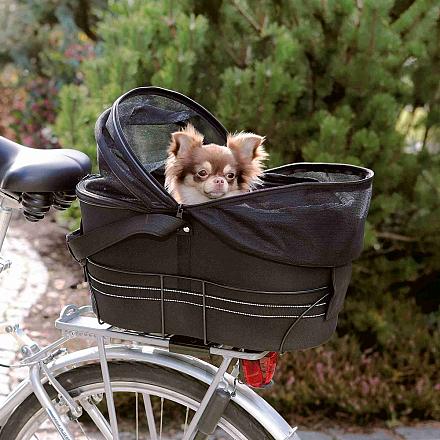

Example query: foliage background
[1,0,439,425]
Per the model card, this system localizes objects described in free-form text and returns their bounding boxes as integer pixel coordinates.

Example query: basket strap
[66,213,186,264]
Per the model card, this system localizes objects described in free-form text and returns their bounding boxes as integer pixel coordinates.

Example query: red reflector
[240,352,279,388]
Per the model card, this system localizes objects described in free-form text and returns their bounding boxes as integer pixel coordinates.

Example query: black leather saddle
[0,136,91,193]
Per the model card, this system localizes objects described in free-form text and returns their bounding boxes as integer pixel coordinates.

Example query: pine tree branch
[231,0,262,34]
[355,0,363,26]
[421,169,440,197]
[345,0,363,64]
[368,8,378,55]
[392,1,429,38]
[305,52,317,112]
[376,232,416,242]
[421,124,430,152]
[74,0,98,41]
[223,42,247,67]
[390,0,416,23]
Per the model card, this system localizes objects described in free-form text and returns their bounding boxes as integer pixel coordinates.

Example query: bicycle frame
[0,192,301,440]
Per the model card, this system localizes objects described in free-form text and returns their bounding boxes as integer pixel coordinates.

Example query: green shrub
[267,297,440,424]
[0,0,105,74]
[7,77,61,148]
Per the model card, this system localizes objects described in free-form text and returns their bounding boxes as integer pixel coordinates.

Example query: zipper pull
[176,204,184,219]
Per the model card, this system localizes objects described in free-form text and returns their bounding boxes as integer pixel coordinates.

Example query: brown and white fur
[165,124,267,205]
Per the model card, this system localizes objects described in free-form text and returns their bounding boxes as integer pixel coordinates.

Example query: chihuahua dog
[165,124,267,204]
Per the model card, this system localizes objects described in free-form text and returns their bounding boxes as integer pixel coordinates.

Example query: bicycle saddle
[0,136,91,192]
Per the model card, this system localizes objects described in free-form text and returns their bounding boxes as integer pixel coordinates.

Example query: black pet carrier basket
[67,87,374,352]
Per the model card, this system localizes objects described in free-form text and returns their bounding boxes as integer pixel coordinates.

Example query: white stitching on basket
[88,275,328,309]
[86,260,329,295]
[91,285,327,319]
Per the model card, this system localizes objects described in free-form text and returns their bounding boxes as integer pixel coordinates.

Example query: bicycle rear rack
[53,304,270,440]
[55,304,269,360]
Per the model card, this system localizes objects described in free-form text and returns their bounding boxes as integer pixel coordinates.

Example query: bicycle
[0,136,299,440]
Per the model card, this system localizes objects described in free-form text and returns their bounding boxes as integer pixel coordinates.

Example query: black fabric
[96,110,171,210]
[85,254,344,351]
[75,201,352,351]
[257,172,319,188]
[186,163,372,267]
[327,264,353,320]
[128,104,197,125]
[67,213,185,262]
[177,230,192,291]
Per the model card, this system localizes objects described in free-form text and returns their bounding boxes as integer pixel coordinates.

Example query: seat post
[0,199,12,253]
[0,194,19,273]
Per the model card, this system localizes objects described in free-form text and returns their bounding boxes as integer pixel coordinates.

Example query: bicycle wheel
[0,361,274,439]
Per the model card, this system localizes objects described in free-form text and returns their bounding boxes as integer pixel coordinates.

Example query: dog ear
[227,132,266,162]
[169,124,204,157]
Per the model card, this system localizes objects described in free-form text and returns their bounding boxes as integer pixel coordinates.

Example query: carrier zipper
[176,204,184,218]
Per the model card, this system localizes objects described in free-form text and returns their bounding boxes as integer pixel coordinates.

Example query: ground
[0,213,438,440]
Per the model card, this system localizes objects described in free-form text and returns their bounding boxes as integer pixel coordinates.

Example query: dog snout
[214,177,225,186]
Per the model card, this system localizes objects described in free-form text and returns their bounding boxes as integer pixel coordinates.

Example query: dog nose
[214,177,225,185]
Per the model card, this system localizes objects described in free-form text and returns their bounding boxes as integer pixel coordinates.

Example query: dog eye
[226,172,235,179]
[197,170,208,177]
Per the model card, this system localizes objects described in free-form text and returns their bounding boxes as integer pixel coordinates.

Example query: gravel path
[0,217,438,439]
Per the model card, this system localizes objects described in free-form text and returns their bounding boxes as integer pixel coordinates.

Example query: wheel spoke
[135,392,139,440]
[74,418,92,440]
[79,397,113,440]
[183,406,190,435]
[142,393,158,440]
[159,397,164,440]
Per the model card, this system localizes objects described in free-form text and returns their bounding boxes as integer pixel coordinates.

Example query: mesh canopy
[118,93,225,171]
[87,86,374,267]
[95,87,227,212]
[187,163,372,266]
